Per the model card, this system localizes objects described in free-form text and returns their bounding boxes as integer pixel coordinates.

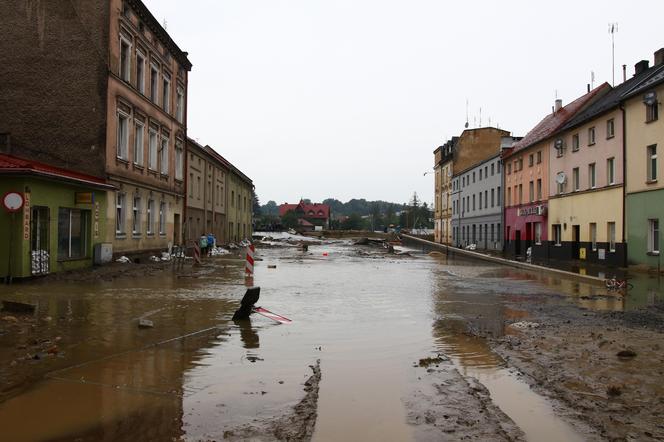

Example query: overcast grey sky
[144,0,661,206]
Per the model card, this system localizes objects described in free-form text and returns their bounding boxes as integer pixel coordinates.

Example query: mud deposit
[491,300,664,441]
[0,232,663,441]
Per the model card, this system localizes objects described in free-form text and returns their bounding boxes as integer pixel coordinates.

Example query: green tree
[252,189,261,216]
[341,213,364,230]
[281,210,299,229]
[262,200,279,216]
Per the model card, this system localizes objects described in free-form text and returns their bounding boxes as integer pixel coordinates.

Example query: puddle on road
[432,266,586,442]
[1,235,650,440]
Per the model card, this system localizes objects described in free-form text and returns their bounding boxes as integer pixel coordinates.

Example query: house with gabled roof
[279,200,330,231]
[501,83,611,260]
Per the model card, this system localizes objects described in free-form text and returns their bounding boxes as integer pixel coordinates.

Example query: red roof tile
[506,83,611,157]
[279,201,330,219]
[0,153,114,189]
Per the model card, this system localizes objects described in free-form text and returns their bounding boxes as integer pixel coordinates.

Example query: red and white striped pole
[245,243,255,277]
[193,240,201,265]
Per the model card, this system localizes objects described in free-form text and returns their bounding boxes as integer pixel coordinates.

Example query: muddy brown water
[0,234,661,441]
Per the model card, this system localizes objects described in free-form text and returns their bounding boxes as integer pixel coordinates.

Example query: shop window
[590,223,597,251]
[553,224,562,246]
[58,208,89,259]
[535,222,542,245]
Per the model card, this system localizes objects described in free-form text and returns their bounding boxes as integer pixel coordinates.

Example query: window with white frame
[116,192,126,235]
[134,120,144,166]
[572,167,579,191]
[147,199,155,234]
[132,195,141,234]
[607,157,615,185]
[648,219,660,254]
[553,224,562,245]
[120,37,131,81]
[572,133,579,151]
[557,173,565,194]
[136,50,146,93]
[590,223,597,251]
[150,63,159,103]
[176,86,184,123]
[117,112,129,160]
[175,139,183,180]
[160,135,169,175]
[159,201,166,235]
[588,127,596,145]
[608,222,616,252]
[647,144,657,181]
[148,129,158,170]
[162,72,171,113]
[589,163,596,188]
[606,118,615,138]
[535,222,542,245]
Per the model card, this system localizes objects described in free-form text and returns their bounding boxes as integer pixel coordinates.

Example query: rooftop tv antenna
[465,99,469,128]
[609,22,618,86]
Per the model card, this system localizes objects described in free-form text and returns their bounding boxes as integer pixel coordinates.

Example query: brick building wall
[0,0,110,177]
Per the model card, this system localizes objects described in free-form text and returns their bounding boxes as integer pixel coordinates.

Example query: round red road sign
[2,192,24,212]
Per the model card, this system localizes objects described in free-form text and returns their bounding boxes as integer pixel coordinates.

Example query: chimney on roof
[587,84,590,93]
[623,64,627,82]
[554,99,563,112]
[635,60,650,75]
[655,48,664,66]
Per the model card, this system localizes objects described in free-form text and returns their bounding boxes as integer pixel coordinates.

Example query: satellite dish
[554,138,564,149]
[556,172,567,184]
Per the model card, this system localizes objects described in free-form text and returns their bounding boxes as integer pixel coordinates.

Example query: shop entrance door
[30,206,50,275]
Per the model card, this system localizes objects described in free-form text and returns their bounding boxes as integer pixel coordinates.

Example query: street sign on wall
[2,192,24,212]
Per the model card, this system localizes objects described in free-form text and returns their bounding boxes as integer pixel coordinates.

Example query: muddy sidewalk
[490,299,664,441]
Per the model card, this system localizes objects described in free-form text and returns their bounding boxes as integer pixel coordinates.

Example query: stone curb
[402,234,606,286]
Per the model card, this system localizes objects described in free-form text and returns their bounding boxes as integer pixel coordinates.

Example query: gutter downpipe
[620,102,627,267]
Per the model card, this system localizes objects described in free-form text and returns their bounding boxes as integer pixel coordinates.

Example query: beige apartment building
[226,166,254,243]
[185,138,254,245]
[186,138,228,244]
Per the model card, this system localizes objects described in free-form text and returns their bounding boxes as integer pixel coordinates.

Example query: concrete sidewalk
[402,235,607,286]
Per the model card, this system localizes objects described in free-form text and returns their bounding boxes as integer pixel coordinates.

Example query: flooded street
[1,235,663,441]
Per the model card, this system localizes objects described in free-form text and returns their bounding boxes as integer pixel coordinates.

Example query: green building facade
[1,155,113,280]
[626,190,663,270]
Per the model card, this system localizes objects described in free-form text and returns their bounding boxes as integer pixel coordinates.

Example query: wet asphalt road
[0,234,661,441]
